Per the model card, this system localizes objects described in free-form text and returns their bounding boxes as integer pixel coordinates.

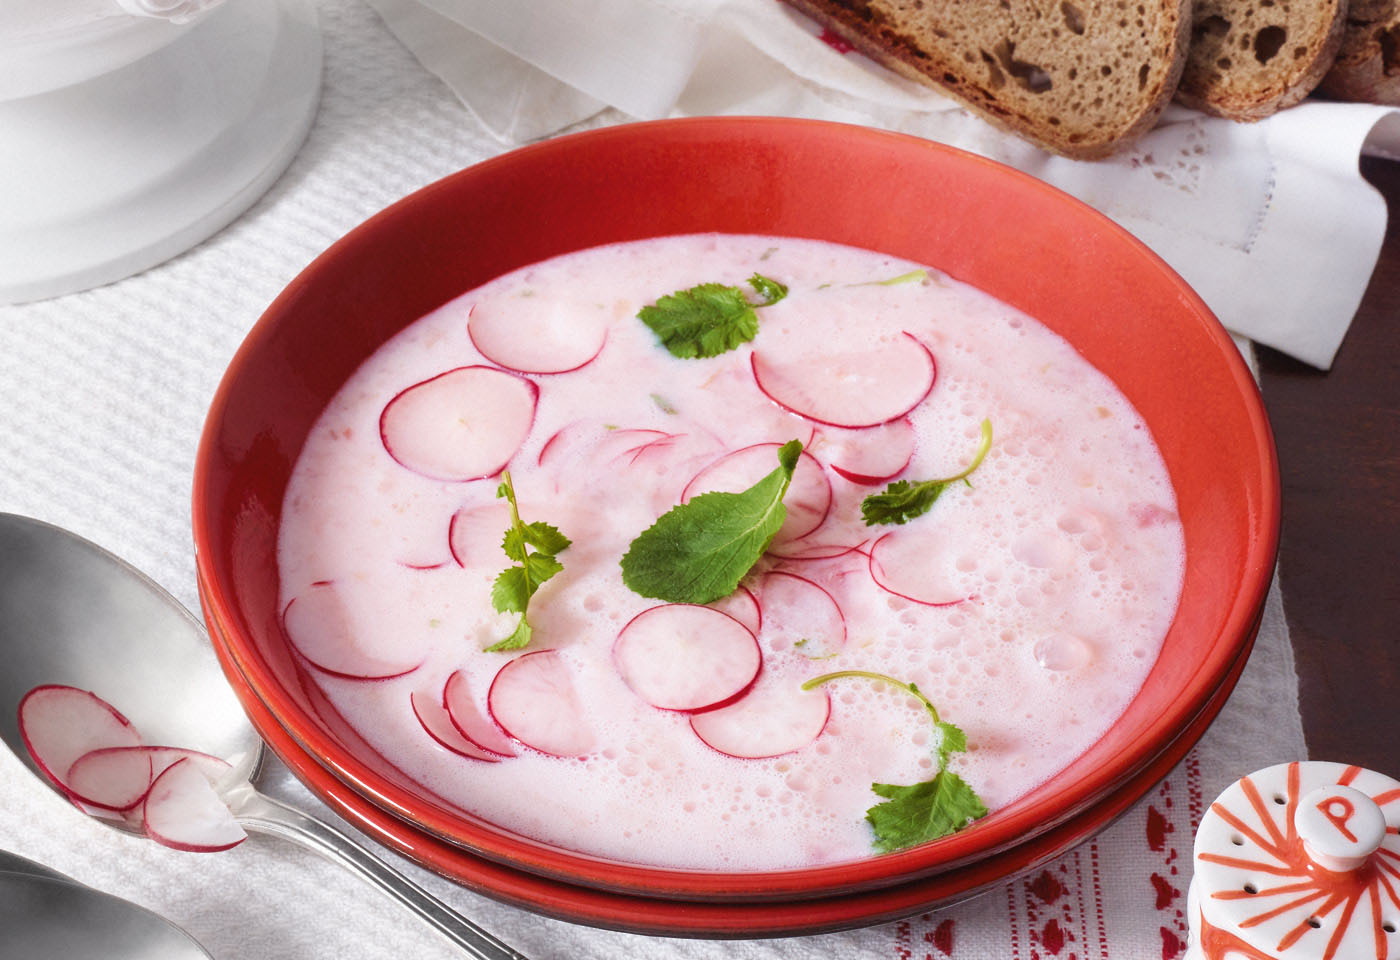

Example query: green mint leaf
[488,472,569,651]
[852,268,928,287]
[803,670,988,853]
[523,521,571,556]
[747,273,788,304]
[490,566,530,615]
[637,274,787,359]
[484,617,533,653]
[861,419,993,526]
[866,771,989,853]
[620,440,802,603]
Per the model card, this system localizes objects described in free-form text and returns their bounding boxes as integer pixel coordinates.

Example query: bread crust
[779,0,1193,160]
[1176,0,1349,121]
[1319,2,1400,103]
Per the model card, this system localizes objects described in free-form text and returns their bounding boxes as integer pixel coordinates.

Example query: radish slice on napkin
[380,366,537,482]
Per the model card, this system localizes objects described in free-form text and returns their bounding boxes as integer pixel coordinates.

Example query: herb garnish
[620,440,802,604]
[486,471,571,652]
[637,274,788,359]
[803,670,988,852]
[860,419,993,526]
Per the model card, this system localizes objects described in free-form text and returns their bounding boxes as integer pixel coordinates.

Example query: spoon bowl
[0,872,215,960]
[0,513,526,960]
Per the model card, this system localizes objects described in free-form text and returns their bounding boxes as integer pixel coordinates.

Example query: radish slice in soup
[448,501,512,569]
[487,651,595,757]
[142,758,246,853]
[283,582,422,680]
[707,585,762,636]
[467,299,608,374]
[410,690,501,762]
[443,670,517,758]
[751,332,935,428]
[690,681,830,759]
[18,685,141,796]
[613,605,761,711]
[820,417,916,485]
[867,531,970,607]
[758,571,846,658]
[379,366,537,482]
[682,443,831,544]
[67,746,230,812]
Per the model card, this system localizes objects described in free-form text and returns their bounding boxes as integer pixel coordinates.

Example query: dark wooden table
[1256,155,1399,776]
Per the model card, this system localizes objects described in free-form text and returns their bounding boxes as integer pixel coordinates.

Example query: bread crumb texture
[1177,0,1347,118]
[780,0,1191,159]
[1320,0,1400,103]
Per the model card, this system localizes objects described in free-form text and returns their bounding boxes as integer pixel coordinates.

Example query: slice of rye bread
[1319,0,1400,103]
[1175,0,1349,119]
[778,0,1193,160]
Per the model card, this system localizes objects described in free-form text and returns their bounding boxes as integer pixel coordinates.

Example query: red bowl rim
[192,116,1280,900]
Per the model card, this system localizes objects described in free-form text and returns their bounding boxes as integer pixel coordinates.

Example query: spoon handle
[232,789,530,960]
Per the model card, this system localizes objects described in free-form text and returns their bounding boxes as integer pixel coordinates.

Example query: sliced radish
[537,421,667,471]
[142,758,246,853]
[867,531,970,607]
[389,504,455,570]
[66,746,230,813]
[690,680,830,759]
[443,670,516,757]
[282,581,422,680]
[613,605,761,711]
[410,690,501,762]
[487,650,595,757]
[708,585,762,636]
[17,685,141,796]
[682,443,832,545]
[820,417,916,485]
[758,571,847,658]
[379,366,538,482]
[448,500,513,568]
[751,332,936,428]
[767,537,870,563]
[467,298,608,374]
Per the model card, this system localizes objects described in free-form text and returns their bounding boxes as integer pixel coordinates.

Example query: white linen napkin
[366,0,1400,370]
[0,3,1314,959]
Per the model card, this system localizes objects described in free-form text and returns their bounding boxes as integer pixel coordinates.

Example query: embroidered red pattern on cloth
[889,751,1206,958]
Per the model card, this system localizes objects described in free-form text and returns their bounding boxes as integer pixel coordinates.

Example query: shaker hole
[1231,834,1245,846]
[1383,921,1396,934]
[1243,883,1258,894]
[1307,917,1322,929]
[1273,794,1287,805]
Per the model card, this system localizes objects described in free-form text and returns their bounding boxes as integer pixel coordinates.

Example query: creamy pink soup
[277,234,1185,870]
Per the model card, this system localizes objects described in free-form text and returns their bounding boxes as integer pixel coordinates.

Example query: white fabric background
[0,1,1347,957]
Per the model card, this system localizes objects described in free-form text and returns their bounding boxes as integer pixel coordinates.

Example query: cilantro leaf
[485,472,570,652]
[861,419,993,526]
[803,669,988,853]
[638,273,788,359]
[866,771,989,853]
[620,440,802,604]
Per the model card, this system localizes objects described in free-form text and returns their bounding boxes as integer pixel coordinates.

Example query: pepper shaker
[1186,761,1400,959]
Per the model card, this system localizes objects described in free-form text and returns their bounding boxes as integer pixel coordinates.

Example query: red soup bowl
[193,117,1279,906]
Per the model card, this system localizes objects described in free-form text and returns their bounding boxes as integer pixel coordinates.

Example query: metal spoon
[0,872,214,960]
[0,513,527,960]
[0,848,72,884]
